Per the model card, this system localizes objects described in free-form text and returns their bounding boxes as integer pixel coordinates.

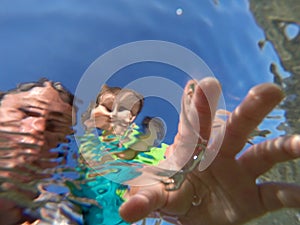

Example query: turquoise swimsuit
[72,125,168,225]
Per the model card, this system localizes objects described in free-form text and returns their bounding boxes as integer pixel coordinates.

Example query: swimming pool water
[0,0,299,224]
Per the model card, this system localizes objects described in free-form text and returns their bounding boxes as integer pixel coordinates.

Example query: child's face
[90,92,138,135]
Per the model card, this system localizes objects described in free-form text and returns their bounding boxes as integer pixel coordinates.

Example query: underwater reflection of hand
[119,78,300,225]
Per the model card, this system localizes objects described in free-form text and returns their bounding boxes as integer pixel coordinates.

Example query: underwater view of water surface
[0,0,300,224]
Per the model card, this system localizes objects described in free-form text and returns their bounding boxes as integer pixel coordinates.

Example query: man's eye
[46,122,59,132]
[46,120,68,132]
[19,108,42,117]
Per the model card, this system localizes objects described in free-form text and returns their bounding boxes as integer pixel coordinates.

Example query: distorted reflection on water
[0,0,300,224]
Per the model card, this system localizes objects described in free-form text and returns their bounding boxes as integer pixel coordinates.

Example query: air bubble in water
[176,8,183,16]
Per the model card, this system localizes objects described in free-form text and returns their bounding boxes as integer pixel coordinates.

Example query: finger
[238,135,300,178]
[194,78,221,140]
[119,184,168,223]
[220,83,284,157]
[178,77,221,141]
[119,179,194,223]
[165,78,221,166]
[258,182,300,211]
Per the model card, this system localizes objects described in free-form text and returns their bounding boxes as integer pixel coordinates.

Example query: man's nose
[33,117,47,132]
[27,117,47,133]
[20,117,47,146]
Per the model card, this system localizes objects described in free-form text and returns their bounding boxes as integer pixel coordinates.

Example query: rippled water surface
[0,0,299,224]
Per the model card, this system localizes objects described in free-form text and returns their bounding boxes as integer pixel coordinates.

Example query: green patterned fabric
[73,125,168,225]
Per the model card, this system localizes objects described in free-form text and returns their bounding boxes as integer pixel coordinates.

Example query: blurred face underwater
[0,80,76,225]
[84,84,144,136]
[0,81,74,168]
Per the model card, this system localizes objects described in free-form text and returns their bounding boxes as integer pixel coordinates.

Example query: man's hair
[0,78,74,107]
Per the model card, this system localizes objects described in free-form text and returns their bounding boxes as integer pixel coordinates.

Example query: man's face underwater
[0,82,74,167]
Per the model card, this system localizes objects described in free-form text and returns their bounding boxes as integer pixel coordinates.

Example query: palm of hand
[183,157,264,225]
[120,78,300,225]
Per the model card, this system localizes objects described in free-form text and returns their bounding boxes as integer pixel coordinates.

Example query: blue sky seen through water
[0,0,282,92]
[0,0,287,141]
[0,0,289,224]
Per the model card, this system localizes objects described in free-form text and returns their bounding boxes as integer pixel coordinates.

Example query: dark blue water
[0,0,289,224]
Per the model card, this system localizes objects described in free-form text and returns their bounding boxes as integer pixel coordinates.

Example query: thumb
[119,185,167,223]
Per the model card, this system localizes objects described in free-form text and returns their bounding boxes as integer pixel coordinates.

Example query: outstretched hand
[119,78,300,225]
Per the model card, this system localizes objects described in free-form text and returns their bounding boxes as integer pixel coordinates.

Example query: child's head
[84,84,144,135]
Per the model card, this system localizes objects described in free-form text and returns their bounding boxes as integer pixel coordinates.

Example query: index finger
[164,78,222,169]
